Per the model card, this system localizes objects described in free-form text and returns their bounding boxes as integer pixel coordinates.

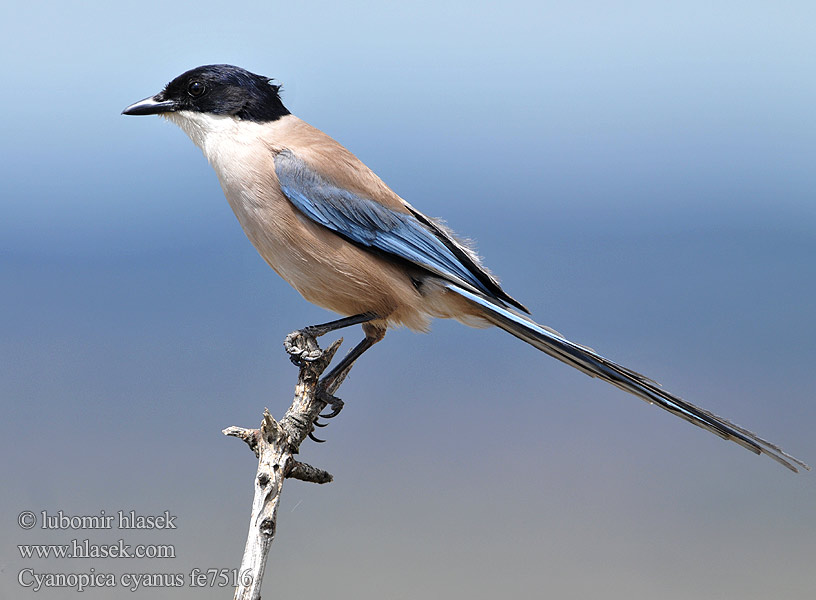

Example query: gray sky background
[2,1,815,598]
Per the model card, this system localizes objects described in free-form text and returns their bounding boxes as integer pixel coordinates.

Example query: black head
[122,64,290,122]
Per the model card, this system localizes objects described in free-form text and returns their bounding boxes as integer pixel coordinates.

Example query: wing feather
[275,149,524,309]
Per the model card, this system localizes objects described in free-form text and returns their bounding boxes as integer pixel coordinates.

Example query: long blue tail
[448,284,809,472]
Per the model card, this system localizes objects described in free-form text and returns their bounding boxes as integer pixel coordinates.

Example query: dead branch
[223,336,350,600]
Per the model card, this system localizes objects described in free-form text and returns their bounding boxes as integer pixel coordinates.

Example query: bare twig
[287,460,334,484]
[223,336,349,600]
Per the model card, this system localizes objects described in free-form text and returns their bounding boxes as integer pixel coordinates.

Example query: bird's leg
[317,323,386,418]
[285,317,385,442]
[284,312,379,365]
[310,325,387,438]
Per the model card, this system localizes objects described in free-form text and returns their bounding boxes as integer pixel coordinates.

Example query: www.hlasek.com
[19,538,175,559]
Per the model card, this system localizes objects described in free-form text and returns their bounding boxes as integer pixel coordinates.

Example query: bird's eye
[187,81,206,97]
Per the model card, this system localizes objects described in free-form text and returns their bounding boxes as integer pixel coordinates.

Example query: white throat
[161,110,283,217]
[163,111,240,155]
[162,110,278,181]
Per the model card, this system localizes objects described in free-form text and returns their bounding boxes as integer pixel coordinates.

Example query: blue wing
[275,149,527,311]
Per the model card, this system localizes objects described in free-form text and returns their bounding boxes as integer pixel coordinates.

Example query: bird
[123,64,807,472]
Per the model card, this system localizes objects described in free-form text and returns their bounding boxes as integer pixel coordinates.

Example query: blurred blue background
[2,1,815,598]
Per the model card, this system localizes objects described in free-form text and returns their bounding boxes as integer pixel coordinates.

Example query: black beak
[122,95,177,116]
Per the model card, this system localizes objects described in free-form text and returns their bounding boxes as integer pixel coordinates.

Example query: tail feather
[447,284,809,473]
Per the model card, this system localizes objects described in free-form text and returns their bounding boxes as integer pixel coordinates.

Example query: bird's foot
[284,329,324,366]
[306,389,344,444]
[317,387,345,419]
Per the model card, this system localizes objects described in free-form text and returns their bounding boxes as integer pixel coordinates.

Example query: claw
[308,432,326,443]
[317,388,345,419]
[313,419,328,428]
